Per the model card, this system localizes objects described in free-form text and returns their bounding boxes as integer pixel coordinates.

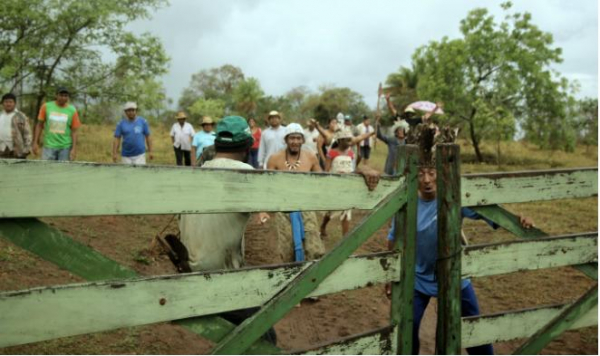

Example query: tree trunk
[467,115,483,163]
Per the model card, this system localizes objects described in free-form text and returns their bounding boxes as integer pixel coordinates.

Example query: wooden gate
[0,146,420,355]
[0,144,597,354]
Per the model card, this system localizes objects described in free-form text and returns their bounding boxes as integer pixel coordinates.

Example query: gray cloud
[129,0,598,110]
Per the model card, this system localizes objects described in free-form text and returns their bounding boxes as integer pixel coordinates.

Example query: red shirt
[251,128,261,150]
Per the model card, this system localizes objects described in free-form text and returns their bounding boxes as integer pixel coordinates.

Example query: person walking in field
[170,111,195,166]
[375,115,409,175]
[302,118,320,155]
[385,124,534,355]
[356,115,375,167]
[257,110,286,169]
[0,93,32,159]
[112,102,153,164]
[33,87,81,161]
[191,116,216,164]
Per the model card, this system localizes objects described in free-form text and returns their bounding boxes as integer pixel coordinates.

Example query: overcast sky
[128,0,598,110]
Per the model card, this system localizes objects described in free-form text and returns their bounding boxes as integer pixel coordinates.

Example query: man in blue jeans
[386,125,534,354]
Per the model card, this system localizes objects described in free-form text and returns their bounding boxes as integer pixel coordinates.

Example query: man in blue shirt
[112,102,153,164]
[386,125,534,355]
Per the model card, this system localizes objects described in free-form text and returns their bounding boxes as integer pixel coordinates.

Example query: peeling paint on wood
[462,301,598,348]
[0,252,400,348]
[292,325,396,355]
[462,233,598,278]
[0,159,402,217]
[462,168,597,207]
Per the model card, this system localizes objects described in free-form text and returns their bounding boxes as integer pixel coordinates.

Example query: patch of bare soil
[0,209,597,354]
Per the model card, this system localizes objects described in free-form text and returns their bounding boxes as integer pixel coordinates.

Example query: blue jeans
[413,284,494,355]
[42,147,71,161]
[248,148,259,168]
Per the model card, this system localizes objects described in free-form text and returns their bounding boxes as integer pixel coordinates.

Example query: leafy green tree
[232,77,264,118]
[412,2,571,162]
[385,66,419,112]
[0,0,169,121]
[310,86,370,124]
[179,64,244,113]
[188,98,226,123]
[573,98,598,153]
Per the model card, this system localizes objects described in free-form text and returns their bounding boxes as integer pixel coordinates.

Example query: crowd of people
[0,87,536,354]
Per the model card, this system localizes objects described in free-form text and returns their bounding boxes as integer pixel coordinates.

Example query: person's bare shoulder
[267,149,286,170]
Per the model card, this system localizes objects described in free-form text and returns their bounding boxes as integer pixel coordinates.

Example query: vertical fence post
[436,143,462,355]
[390,144,419,354]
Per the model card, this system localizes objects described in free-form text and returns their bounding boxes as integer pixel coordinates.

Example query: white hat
[268,110,281,118]
[336,112,344,121]
[123,102,137,111]
[392,120,410,134]
[335,128,354,140]
[284,123,305,140]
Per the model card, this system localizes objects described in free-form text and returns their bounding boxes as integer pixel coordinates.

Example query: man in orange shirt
[33,87,81,161]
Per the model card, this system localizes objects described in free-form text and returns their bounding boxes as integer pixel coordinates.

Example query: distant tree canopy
[180,65,370,126]
[386,2,577,161]
[0,0,170,123]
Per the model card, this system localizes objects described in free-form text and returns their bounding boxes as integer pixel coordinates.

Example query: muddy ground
[0,203,597,354]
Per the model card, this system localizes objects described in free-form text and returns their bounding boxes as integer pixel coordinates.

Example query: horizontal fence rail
[0,159,402,217]
[461,168,597,207]
[462,233,598,278]
[0,252,399,348]
[292,325,397,355]
[462,302,599,348]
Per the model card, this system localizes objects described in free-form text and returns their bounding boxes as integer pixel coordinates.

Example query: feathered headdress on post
[406,123,459,167]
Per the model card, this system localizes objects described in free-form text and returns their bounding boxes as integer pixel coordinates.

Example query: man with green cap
[177,115,276,343]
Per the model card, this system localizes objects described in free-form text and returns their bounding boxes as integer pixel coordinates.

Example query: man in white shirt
[257,110,286,169]
[0,93,32,159]
[356,115,375,166]
[302,118,320,155]
[169,111,195,166]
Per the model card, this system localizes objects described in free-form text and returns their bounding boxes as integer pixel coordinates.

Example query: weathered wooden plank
[462,302,598,348]
[0,252,400,348]
[390,145,419,354]
[0,218,280,353]
[211,186,407,354]
[462,168,597,206]
[0,159,402,217]
[436,144,463,355]
[513,284,598,354]
[462,233,598,278]
[292,325,396,355]
[471,205,598,280]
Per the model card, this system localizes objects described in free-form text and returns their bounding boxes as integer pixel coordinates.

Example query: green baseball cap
[215,116,253,147]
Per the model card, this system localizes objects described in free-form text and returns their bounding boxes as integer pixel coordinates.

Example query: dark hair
[214,136,254,153]
[2,93,16,102]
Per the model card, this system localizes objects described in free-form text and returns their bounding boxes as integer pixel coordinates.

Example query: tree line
[0,0,596,163]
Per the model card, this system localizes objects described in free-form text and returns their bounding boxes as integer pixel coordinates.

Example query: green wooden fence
[434,144,598,355]
[0,144,597,354]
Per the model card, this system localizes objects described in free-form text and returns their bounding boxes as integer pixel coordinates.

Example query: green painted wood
[462,302,598,348]
[0,218,138,281]
[0,251,399,348]
[513,283,598,354]
[461,168,597,207]
[0,218,280,354]
[436,144,463,355]
[390,144,419,354]
[211,186,408,354]
[0,159,402,217]
[471,205,598,280]
[292,325,396,355]
[462,233,598,278]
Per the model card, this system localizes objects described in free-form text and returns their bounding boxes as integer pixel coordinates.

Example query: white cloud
[129,0,598,109]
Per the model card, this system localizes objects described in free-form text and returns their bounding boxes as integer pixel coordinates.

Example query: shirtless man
[267,123,324,263]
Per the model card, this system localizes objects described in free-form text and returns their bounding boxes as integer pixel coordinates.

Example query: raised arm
[385,93,397,117]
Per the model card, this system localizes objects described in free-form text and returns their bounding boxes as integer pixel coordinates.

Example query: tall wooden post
[436,144,462,354]
[390,144,419,354]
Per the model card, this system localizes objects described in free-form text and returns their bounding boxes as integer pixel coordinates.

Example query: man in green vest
[33,87,81,161]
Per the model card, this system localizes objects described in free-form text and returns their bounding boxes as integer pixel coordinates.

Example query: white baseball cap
[123,102,137,111]
[284,123,305,140]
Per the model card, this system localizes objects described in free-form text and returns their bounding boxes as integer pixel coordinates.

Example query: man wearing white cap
[257,110,286,169]
[170,111,195,166]
[267,123,325,264]
[112,102,153,164]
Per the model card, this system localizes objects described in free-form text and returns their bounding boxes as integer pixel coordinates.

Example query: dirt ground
[0,203,597,354]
